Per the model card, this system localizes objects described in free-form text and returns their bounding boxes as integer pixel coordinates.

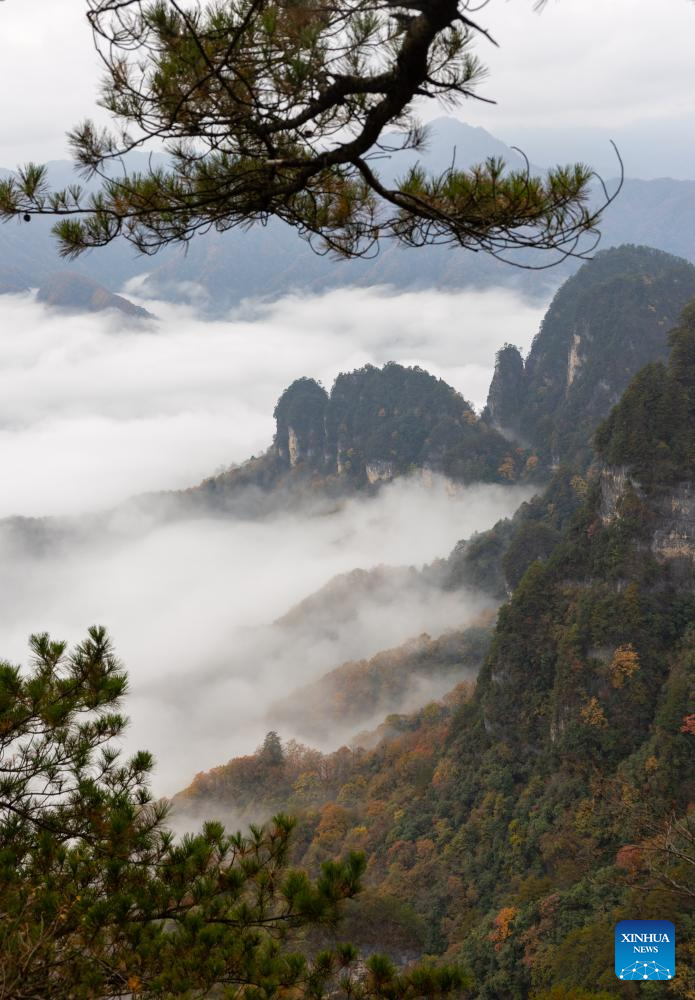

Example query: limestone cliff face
[566,332,583,388]
[287,427,301,467]
[652,484,695,560]
[598,466,635,525]
[484,344,526,434]
[599,465,695,563]
[273,363,536,487]
[483,245,695,468]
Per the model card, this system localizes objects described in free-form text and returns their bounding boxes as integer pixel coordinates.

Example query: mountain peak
[36,271,154,319]
[484,244,695,467]
[273,378,329,468]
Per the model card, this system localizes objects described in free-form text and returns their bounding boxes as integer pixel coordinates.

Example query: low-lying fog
[0,284,545,794]
[0,286,545,516]
[0,477,532,794]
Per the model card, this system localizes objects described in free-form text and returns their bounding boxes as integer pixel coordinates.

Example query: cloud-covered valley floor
[0,285,544,793]
[0,285,544,516]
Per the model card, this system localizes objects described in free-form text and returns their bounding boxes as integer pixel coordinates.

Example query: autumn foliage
[489,908,519,951]
[609,644,640,688]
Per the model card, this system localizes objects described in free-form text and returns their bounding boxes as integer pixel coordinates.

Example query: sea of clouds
[0,285,545,793]
[0,285,545,516]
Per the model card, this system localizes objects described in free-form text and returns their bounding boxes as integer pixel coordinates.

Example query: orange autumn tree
[489,907,518,951]
[609,644,640,688]
[681,713,695,735]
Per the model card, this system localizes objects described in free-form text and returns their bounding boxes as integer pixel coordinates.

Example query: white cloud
[0,283,541,795]
[0,476,530,795]
[466,0,695,132]
[0,0,105,164]
[0,286,545,516]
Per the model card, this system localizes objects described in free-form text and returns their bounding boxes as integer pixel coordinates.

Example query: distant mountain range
[36,272,154,319]
[3,119,695,314]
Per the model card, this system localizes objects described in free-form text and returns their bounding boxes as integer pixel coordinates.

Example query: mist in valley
[0,286,545,516]
[0,285,542,794]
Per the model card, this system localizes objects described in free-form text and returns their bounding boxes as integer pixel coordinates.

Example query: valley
[2,10,695,991]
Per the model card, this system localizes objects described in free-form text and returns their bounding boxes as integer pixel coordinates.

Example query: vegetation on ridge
[0,627,463,998]
[595,298,695,488]
[179,312,695,998]
[485,246,695,469]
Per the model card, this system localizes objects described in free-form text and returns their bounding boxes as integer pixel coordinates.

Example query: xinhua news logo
[615,920,675,981]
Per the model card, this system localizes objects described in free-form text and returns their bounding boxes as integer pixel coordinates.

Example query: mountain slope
[36,271,154,318]
[268,620,493,743]
[484,245,695,468]
[178,309,695,997]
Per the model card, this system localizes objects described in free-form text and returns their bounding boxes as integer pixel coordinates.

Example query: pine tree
[260,730,285,766]
[0,627,463,998]
[0,1,614,263]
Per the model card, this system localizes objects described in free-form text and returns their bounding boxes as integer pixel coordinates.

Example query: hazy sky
[1,1,695,175]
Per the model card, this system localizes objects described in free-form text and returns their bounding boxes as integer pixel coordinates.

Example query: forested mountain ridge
[178,313,695,998]
[484,245,695,468]
[184,363,542,514]
[278,365,532,484]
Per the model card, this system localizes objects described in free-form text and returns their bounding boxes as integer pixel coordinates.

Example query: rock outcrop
[273,378,329,468]
[271,363,539,487]
[484,245,695,468]
[600,465,695,564]
[595,301,695,567]
[652,483,695,561]
[483,343,525,435]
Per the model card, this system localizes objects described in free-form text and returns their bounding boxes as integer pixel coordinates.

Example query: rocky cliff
[481,343,526,436]
[593,297,695,572]
[189,363,543,513]
[484,244,695,467]
[273,377,329,468]
[600,465,695,566]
